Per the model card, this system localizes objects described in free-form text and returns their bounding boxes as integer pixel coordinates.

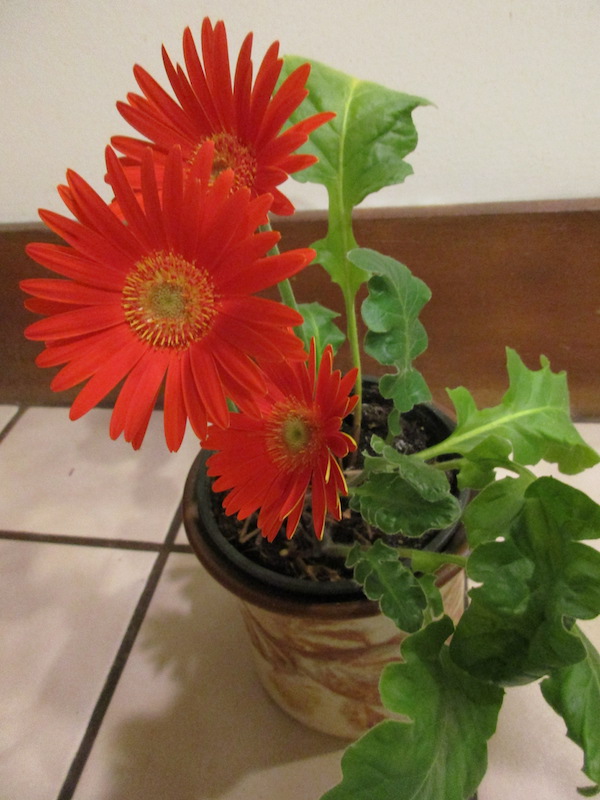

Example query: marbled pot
[182,408,469,740]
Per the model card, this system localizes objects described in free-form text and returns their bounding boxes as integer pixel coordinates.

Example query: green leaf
[320,617,504,800]
[423,349,600,474]
[350,446,461,536]
[525,476,600,542]
[455,435,514,490]
[281,57,430,208]
[346,540,430,633]
[463,473,533,547]
[312,236,367,298]
[368,436,455,501]
[451,477,600,684]
[541,627,600,795]
[296,302,345,357]
[280,57,430,298]
[351,248,432,412]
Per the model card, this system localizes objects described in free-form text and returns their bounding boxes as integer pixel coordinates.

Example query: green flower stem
[326,183,364,446]
[343,284,363,444]
[278,276,300,315]
[259,221,301,324]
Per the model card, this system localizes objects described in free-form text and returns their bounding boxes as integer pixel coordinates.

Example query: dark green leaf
[320,618,503,800]
[352,248,432,412]
[463,474,533,547]
[367,437,455,501]
[525,476,600,542]
[351,469,461,537]
[346,540,429,632]
[541,627,600,796]
[451,477,600,684]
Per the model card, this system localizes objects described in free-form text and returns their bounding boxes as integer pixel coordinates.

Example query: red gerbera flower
[21,143,313,451]
[205,342,358,541]
[111,17,334,216]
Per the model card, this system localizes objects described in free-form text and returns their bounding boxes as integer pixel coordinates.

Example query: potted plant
[20,17,600,800]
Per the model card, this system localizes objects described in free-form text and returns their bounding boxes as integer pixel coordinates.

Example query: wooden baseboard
[2,199,599,417]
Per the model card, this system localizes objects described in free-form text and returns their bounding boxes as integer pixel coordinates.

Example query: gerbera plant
[111,17,334,216]
[21,17,600,800]
[205,341,358,542]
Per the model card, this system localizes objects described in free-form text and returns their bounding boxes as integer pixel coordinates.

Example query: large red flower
[21,143,313,450]
[205,342,358,541]
[112,17,334,216]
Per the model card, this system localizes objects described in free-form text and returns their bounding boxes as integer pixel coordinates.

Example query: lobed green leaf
[281,57,430,208]
[320,617,504,800]
[435,349,599,475]
[296,301,345,357]
[280,57,429,297]
[346,540,431,633]
[462,473,534,548]
[351,469,461,537]
[451,477,600,685]
[541,627,600,796]
[352,248,432,413]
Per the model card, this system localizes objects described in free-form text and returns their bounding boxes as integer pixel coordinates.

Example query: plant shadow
[100,555,346,799]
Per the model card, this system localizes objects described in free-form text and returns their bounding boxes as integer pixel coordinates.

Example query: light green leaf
[280,57,430,298]
[281,57,430,208]
[320,617,503,800]
[351,248,432,412]
[541,627,600,796]
[296,302,345,357]
[456,435,514,490]
[422,349,600,474]
[312,236,367,297]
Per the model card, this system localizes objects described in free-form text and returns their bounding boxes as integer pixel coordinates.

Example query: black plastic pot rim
[182,403,469,618]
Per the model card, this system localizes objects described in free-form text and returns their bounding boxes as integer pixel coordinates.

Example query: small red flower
[21,143,314,450]
[205,342,358,541]
[112,17,334,216]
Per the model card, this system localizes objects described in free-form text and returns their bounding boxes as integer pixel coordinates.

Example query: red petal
[69,339,145,419]
[25,305,124,341]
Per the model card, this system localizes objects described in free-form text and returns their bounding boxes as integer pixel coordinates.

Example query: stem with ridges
[260,221,302,327]
[325,181,365,453]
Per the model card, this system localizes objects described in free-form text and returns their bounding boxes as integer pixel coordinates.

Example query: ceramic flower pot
[182,404,470,740]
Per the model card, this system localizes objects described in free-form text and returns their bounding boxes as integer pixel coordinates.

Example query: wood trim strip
[2,201,599,417]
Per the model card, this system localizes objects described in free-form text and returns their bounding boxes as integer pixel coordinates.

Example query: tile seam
[0,405,27,443]
[55,504,184,800]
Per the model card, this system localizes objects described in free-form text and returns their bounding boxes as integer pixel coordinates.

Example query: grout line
[55,504,184,800]
[0,530,165,551]
[171,542,193,553]
[0,405,28,443]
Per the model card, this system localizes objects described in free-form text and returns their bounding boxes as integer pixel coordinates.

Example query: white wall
[1,0,599,223]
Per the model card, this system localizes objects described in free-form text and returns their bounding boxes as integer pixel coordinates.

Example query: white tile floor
[0,405,599,800]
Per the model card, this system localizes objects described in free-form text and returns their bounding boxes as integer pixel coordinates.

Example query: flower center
[193,132,258,190]
[267,401,322,469]
[122,251,218,349]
